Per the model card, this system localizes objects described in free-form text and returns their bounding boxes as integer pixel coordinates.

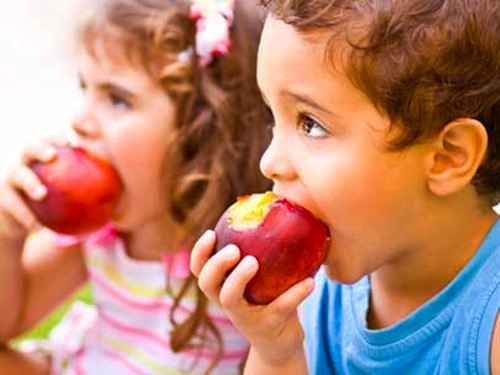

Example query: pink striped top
[51,226,249,375]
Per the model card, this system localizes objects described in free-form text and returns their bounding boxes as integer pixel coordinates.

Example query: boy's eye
[300,115,328,138]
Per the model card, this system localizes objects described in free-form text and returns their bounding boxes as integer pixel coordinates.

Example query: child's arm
[17,230,87,335]
[190,230,314,375]
[0,142,87,341]
[243,346,309,375]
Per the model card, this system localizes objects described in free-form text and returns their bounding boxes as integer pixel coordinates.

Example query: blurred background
[0,1,91,340]
[0,0,79,176]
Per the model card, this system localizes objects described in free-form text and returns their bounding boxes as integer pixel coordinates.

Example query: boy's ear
[426,118,488,196]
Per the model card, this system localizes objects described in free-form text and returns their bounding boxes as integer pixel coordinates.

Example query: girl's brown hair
[259,0,500,205]
[78,0,271,372]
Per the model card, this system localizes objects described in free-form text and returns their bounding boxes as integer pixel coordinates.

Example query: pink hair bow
[189,0,235,66]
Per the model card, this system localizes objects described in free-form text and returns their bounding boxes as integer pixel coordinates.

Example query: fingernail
[32,185,46,199]
[43,148,56,161]
[199,230,210,240]
[224,244,240,259]
[304,278,315,291]
[241,256,257,271]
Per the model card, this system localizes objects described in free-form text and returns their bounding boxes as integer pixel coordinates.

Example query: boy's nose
[259,134,295,182]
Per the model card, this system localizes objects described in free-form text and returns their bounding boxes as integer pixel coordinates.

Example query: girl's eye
[109,92,131,110]
[300,115,328,138]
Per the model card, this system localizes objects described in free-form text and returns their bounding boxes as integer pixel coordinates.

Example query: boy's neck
[367,201,498,330]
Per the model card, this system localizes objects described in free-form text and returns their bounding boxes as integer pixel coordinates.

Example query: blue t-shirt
[301,218,500,374]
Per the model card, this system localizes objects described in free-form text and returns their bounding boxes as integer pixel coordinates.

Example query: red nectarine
[23,146,121,235]
[214,191,329,305]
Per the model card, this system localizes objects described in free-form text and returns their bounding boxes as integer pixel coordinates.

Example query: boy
[191,0,500,374]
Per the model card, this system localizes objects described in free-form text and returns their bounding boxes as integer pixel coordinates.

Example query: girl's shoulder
[26,228,86,271]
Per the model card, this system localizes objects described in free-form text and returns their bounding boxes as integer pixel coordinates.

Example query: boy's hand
[190,230,315,367]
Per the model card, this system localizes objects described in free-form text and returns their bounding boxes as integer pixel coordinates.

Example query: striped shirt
[50,226,249,375]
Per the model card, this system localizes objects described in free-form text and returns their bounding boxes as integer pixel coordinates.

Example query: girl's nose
[71,106,100,139]
[259,133,295,182]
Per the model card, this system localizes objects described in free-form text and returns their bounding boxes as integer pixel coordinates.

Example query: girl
[0,0,270,374]
[191,0,500,374]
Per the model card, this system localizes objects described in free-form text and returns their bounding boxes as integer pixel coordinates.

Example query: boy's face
[257,16,432,283]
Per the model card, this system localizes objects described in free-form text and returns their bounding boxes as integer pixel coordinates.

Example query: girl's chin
[110,195,127,222]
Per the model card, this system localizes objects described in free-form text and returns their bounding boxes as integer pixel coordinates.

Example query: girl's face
[257,17,432,283]
[73,45,175,232]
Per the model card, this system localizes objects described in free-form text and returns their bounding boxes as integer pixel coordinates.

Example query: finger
[268,277,315,317]
[0,188,39,231]
[9,166,47,201]
[190,230,216,276]
[50,132,74,147]
[197,244,241,301]
[219,255,259,308]
[20,141,58,164]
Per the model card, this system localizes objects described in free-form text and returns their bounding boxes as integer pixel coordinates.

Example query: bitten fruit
[214,191,329,305]
[24,146,121,235]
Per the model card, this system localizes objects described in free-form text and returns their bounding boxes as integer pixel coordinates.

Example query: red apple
[23,146,122,235]
[214,191,329,305]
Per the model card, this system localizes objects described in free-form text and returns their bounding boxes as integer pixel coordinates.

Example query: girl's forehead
[78,18,149,66]
[77,42,154,89]
[81,30,130,64]
[80,38,153,81]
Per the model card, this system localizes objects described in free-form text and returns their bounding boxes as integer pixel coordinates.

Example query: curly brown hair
[77,0,271,372]
[259,0,500,205]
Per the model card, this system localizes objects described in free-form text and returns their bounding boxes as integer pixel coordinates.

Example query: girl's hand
[190,230,315,367]
[0,140,59,239]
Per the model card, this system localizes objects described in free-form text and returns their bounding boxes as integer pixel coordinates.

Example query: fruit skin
[214,192,329,305]
[24,146,122,235]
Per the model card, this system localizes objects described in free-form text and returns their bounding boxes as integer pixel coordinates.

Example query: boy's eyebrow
[259,86,340,118]
[284,90,339,117]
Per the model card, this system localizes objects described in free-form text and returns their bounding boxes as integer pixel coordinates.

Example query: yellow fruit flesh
[227,191,276,230]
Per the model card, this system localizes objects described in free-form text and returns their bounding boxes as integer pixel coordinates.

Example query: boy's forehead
[259,16,328,55]
[260,19,319,73]
[257,16,345,98]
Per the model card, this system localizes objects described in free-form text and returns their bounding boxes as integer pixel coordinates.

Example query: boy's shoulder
[300,219,500,373]
[461,221,500,372]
